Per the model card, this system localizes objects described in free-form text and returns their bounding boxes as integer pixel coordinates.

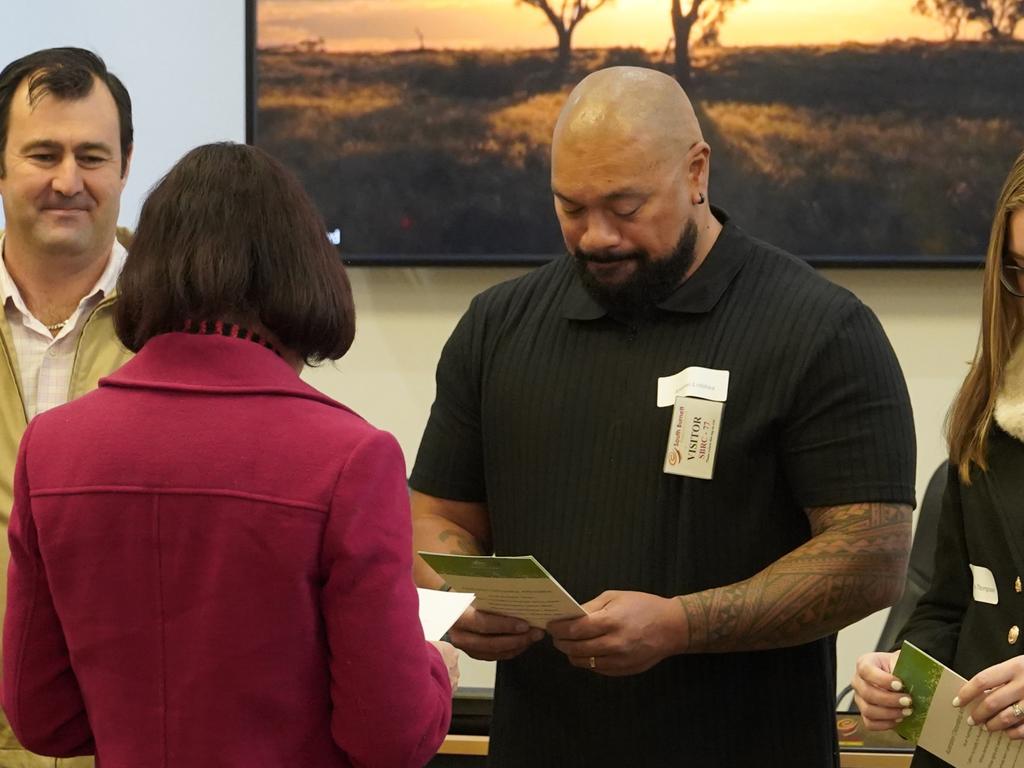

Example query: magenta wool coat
[3,332,451,768]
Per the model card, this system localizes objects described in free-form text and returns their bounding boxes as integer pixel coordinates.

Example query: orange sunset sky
[257,0,985,52]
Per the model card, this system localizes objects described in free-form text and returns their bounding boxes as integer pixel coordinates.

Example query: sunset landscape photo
[254,0,1024,261]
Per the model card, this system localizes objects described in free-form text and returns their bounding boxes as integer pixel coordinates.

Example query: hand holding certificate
[419,554,684,675]
[892,641,1024,767]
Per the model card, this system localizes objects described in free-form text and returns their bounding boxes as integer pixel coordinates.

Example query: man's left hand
[547,591,686,676]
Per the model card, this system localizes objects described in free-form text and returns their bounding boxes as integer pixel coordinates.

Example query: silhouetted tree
[670,0,745,87]
[913,0,1024,39]
[297,37,325,53]
[517,0,612,69]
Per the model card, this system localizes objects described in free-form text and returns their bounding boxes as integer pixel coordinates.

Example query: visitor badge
[970,564,999,605]
[657,366,729,407]
[663,396,724,480]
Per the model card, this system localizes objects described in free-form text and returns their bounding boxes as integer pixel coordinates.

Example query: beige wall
[829,267,982,699]
[303,264,985,692]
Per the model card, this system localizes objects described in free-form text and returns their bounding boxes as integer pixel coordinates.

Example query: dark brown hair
[115,142,355,363]
[0,47,132,177]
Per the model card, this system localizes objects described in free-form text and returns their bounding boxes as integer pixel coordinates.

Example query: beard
[573,218,699,319]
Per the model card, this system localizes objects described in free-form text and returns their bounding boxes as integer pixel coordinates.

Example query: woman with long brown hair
[2,142,458,767]
[852,150,1024,765]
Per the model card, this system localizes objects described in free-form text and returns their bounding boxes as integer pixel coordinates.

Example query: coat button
[1016,577,1022,593]
[1010,625,1020,645]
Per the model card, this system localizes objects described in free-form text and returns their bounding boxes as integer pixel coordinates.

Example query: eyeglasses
[1001,258,1024,298]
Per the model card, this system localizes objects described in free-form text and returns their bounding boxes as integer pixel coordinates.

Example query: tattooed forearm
[413,525,486,588]
[677,502,912,654]
[438,528,485,555]
[410,492,491,588]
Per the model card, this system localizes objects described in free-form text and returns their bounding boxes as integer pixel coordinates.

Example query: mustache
[574,249,645,264]
[40,196,93,211]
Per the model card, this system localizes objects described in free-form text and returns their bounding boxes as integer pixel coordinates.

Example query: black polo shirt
[411,213,916,768]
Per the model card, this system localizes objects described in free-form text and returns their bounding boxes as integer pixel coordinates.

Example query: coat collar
[100,332,352,414]
[561,207,750,321]
[976,425,1024,581]
[0,234,125,307]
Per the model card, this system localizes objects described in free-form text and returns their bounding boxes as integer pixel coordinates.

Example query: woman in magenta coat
[2,142,457,768]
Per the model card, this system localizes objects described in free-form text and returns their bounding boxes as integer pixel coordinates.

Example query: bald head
[552,67,702,166]
[549,66,721,307]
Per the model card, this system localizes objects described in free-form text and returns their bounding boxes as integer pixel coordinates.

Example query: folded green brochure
[417,552,586,629]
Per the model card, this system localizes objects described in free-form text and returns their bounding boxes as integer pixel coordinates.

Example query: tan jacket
[0,294,133,531]
[0,237,132,765]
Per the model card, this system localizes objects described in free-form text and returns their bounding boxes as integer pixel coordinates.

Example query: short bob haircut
[115,142,355,363]
[0,47,132,177]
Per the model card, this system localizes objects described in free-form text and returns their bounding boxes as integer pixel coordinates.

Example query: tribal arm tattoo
[436,528,485,556]
[676,502,912,654]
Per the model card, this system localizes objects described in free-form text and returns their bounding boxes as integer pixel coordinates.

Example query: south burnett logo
[669,403,687,465]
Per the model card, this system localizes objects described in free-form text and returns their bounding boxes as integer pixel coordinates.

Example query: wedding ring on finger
[1012,702,1024,720]
[588,656,597,670]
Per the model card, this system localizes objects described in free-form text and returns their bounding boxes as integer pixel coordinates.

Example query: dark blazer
[3,332,451,768]
[898,426,1024,768]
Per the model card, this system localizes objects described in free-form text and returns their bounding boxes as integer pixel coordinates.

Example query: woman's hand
[954,656,1024,737]
[851,650,912,730]
[428,640,461,694]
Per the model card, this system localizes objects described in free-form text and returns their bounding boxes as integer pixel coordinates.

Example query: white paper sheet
[417,587,476,641]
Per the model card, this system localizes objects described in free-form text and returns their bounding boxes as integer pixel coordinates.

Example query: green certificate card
[417,552,586,629]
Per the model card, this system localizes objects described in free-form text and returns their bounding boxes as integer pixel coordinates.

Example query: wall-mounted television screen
[249,0,1024,266]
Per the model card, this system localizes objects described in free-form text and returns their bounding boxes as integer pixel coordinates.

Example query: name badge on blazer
[970,564,999,605]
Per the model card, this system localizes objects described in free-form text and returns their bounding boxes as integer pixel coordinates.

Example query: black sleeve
[409,297,487,502]
[895,465,970,664]
[781,298,917,509]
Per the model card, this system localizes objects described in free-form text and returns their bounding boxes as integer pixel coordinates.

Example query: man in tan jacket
[0,47,134,767]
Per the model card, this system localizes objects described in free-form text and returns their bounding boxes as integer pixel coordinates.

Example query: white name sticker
[970,564,999,605]
[663,396,724,480]
[657,366,729,408]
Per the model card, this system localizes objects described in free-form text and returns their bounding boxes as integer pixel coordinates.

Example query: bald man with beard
[410,67,916,767]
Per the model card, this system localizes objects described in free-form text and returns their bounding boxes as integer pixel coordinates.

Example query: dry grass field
[256,42,1024,259]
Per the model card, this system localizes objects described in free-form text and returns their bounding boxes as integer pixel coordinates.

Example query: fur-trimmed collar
[995,340,1024,442]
